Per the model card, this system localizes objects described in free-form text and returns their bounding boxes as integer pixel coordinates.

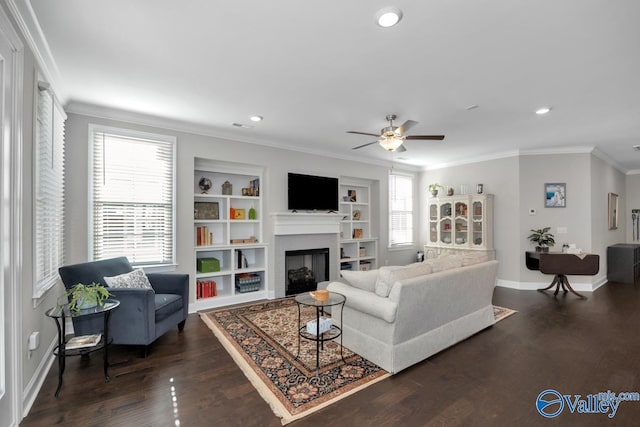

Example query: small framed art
[545,183,566,208]
[194,202,219,220]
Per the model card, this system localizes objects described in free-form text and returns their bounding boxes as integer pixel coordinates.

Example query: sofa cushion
[424,256,463,273]
[461,252,490,266]
[340,269,379,292]
[327,281,398,323]
[104,268,153,289]
[375,263,433,297]
[155,294,183,322]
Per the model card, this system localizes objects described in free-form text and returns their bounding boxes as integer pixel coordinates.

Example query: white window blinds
[90,126,175,266]
[34,82,66,297]
[389,173,414,247]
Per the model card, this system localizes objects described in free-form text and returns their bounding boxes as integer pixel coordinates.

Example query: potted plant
[428,183,444,197]
[527,227,555,252]
[65,282,112,312]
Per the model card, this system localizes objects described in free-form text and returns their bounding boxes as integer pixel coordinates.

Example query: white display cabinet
[426,194,493,250]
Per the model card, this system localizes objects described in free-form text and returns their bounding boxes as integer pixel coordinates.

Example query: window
[34,80,66,298]
[389,173,414,247]
[90,125,176,266]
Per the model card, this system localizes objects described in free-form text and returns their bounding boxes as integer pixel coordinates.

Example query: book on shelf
[236,250,249,269]
[66,334,102,350]
[196,226,214,246]
[197,279,217,299]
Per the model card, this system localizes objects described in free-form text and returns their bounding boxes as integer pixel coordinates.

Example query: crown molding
[66,101,401,169]
[422,145,630,174]
[590,147,629,175]
[422,150,520,171]
[6,0,66,102]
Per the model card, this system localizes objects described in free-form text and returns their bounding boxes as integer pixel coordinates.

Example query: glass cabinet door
[439,202,452,244]
[472,201,483,246]
[454,201,468,245]
[429,203,438,243]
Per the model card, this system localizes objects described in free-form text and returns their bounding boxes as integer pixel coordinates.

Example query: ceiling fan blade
[347,131,381,137]
[352,141,379,150]
[397,120,418,135]
[396,144,407,152]
[405,135,445,140]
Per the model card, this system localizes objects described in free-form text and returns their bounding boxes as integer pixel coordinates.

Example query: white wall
[64,112,419,304]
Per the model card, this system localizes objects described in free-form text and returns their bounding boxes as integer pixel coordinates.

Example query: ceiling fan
[347,114,444,152]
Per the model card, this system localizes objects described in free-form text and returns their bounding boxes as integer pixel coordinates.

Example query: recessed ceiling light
[632,145,640,151]
[231,122,252,129]
[535,107,552,115]
[250,115,263,122]
[465,104,479,111]
[375,7,403,28]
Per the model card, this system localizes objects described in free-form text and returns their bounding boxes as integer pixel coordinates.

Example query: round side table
[46,299,120,397]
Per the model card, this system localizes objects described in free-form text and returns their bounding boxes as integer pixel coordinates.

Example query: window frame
[88,124,177,269]
[388,171,416,249]
[33,77,66,299]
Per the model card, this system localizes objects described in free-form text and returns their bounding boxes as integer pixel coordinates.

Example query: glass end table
[294,291,346,376]
[46,299,120,397]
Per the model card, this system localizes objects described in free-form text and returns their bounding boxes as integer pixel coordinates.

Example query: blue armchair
[58,257,189,354]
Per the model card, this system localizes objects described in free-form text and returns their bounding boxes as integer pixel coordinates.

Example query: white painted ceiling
[26,0,640,170]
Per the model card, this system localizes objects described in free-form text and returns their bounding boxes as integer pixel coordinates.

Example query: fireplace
[272,212,342,298]
[285,248,329,296]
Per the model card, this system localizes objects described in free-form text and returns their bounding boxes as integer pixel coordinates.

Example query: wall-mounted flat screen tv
[288,173,339,211]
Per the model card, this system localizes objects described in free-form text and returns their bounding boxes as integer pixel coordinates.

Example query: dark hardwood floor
[21,283,640,426]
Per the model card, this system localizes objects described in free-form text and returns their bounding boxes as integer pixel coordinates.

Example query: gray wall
[64,112,420,305]
[421,151,626,288]
[420,156,520,282]
[6,10,64,408]
[625,173,640,243]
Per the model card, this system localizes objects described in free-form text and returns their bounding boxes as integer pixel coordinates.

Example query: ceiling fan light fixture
[379,137,404,151]
[375,7,403,28]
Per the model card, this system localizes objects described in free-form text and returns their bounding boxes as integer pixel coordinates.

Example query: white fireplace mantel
[271,212,344,235]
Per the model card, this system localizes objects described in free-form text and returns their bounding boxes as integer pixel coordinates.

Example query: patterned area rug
[493,305,518,322]
[200,298,390,425]
[200,300,517,425]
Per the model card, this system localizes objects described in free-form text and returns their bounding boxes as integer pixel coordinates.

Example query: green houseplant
[428,183,444,197]
[65,282,112,312]
[527,227,555,252]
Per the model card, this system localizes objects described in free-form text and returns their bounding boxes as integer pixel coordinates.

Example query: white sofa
[326,255,498,374]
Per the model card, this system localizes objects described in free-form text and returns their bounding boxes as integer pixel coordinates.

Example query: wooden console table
[525,251,599,298]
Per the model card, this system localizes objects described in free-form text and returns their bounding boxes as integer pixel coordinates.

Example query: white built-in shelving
[192,158,268,310]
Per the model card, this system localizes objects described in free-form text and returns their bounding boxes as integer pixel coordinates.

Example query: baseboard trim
[22,337,57,419]
[497,278,606,292]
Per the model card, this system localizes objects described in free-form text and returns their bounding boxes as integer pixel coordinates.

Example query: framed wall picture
[608,192,619,230]
[544,183,566,208]
[194,202,219,220]
[348,189,357,202]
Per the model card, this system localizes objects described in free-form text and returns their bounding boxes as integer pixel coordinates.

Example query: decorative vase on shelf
[447,187,454,196]
[222,180,232,195]
[198,177,212,194]
[431,190,438,197]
